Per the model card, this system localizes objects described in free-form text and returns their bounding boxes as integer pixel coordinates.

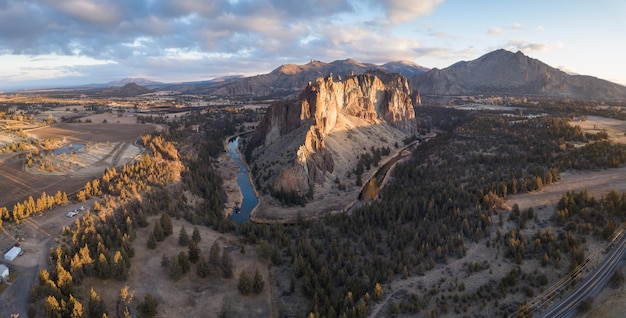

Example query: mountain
[187,59,428,97]
[107,78,163,86]
[247,71,419,214]
[382,61,430,77]
[100,83,151,97]
[411,49,626,100]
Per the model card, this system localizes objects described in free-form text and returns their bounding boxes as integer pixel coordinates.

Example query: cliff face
[248,71,418,197]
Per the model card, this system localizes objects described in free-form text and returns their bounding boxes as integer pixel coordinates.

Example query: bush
[137,293,159,318]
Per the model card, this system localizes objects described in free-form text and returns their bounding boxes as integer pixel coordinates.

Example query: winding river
[227,136,258,224]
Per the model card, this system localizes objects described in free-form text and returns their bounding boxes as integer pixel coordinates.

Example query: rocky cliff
[247,71,418,199]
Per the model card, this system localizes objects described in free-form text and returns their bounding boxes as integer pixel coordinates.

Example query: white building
[0,264,8,278]
[4,246,21,261]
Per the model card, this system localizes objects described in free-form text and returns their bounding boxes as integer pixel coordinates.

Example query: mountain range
[162,59,428,97]
[164,49,626,100]
[16,49,626,100]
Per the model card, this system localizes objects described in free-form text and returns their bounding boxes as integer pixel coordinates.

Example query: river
[227,136,258,224]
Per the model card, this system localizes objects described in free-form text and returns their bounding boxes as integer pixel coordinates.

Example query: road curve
[539,228,626,318]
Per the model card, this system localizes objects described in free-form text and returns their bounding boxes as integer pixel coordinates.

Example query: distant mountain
[107,78,163,86]
[382,61,430,77]
[100,83,151,97]
[177,59,429,97]
[411,49,626,100]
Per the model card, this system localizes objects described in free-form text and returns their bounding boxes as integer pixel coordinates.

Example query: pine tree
[137,293,159,318]
[196,256,210,278]
[221,247,233,278]
[147,233,157,249]
[238,270,252,295]
[253,269,265,293]
[192,227,201,243]
[88,288,107,318]
[178,251,190,274]
[160,213,173,236]
[178,226,189,246]
[188,240,200,263]
[153,219,165,242]
[209,241,220,268]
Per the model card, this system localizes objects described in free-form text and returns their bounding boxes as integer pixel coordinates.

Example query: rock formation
[248,71,418,199]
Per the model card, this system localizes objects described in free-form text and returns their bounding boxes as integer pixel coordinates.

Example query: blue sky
[0,0,624,91]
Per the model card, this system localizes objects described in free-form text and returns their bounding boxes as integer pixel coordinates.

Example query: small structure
[0,264,8,278]
[4,246,21,261]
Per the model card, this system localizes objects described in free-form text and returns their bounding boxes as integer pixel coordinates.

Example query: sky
[0,0,625,91]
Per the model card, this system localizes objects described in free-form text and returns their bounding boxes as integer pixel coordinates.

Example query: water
[227,137,258,224]
[53,143,85,155]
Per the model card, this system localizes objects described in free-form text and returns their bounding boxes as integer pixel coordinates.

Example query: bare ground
[0,115,158,209]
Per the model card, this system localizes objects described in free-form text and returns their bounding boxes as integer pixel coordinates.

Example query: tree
[88,288,107,318]
[45,295,62,318]
[117,286,134,318]
[196,256,210,278]
[168,256,183,280]
[192,227,201,243]
[137,293,159,318]
[238,270,253,294]
[253,269,265,294]
[188,240,200,263]
[373,283,384,301]
[147,233,157,249]
[67,294,84,318]
[221,247,233,278]
[178,226,189,246]
[178,251,190,274]
[153,219,165,242]
[209,241,220,268]
[160,213,173,236]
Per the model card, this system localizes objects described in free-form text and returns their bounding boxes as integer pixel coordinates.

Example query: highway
[538,226,626,318]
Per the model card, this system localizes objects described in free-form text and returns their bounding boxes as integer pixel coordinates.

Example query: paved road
[539,229,626,317]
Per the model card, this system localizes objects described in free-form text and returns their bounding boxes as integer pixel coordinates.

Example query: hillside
[100,83,151,97]
[411,49,626,100]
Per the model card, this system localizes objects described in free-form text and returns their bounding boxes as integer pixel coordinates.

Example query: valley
[0,49,625,318]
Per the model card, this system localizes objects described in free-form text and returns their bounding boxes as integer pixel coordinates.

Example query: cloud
[487,27,502,35]
[557,65,577,75]
[380,0,444,24]
[42,0,122,26]
[510,23,523,30]
[502,40,563,54]
[0,0,446,86]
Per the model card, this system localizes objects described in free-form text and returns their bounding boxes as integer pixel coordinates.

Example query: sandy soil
[570,115,626,144]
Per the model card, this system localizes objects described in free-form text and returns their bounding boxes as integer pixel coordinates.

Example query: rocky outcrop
[248,71,418,197]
